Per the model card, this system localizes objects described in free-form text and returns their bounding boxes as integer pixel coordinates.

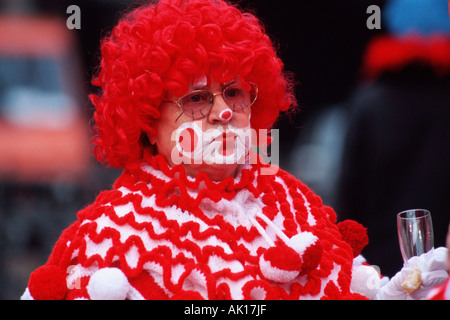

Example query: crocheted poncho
[22,155,369,300]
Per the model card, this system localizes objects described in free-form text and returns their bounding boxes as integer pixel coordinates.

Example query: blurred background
[0,0,449,299]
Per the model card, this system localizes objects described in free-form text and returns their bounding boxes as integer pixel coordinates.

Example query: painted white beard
[172,120,251,165]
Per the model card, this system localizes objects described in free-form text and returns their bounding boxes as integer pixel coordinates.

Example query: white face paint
[172,115,251,165]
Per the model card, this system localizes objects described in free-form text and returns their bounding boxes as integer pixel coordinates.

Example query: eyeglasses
[165,81,258,121]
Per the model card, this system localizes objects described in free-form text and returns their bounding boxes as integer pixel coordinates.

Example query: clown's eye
[224,88,240,98]
[182,91,211,106]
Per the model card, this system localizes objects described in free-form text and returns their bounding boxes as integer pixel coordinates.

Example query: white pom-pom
[287,232,317,255]
[350,265,381,300]
[87,268,130,300]
[258,245,302,283]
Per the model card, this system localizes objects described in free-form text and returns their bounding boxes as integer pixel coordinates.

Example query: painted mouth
[174,121,251,164]
[219,132,237,156]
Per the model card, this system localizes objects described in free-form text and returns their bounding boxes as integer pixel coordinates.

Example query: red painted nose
[220,109,232,120]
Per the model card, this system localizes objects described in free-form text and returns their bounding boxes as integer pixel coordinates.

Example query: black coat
[335,65,450,277]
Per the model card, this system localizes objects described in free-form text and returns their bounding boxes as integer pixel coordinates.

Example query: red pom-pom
[337,220,369,257]
[28,265,67,300]
[263,244,302,271]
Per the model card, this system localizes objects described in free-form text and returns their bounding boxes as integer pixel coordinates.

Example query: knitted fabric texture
[427,276,450,300]
[23,155,368,300]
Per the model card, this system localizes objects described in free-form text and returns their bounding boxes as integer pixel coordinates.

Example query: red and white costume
[427,277,450,300]
[22,155,369,300]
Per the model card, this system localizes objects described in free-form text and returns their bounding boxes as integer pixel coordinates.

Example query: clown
[22,0,447,300]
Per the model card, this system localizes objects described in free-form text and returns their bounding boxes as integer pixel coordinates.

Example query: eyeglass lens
[179,82,257,120]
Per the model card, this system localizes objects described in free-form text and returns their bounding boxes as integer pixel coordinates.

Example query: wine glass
[397,209,434,263]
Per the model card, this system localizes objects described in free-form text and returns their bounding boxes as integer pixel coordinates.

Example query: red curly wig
[90,0,297,168]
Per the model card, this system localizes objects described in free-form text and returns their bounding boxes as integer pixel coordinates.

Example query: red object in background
[0,14,91,184]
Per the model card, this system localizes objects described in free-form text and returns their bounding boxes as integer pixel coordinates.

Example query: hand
[426,224,450,299]
[376,247,448,300]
